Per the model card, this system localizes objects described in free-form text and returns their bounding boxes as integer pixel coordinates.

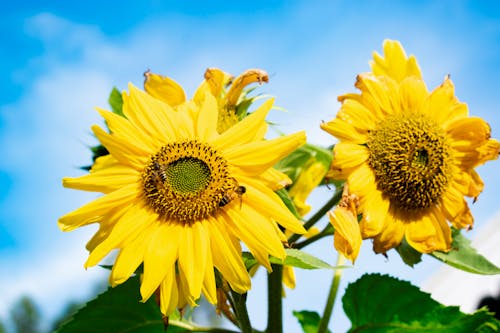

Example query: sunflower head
[60,77,306,316]
[321,40,500,254]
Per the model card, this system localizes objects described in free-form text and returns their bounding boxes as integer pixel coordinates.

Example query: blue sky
[1,1,500,332]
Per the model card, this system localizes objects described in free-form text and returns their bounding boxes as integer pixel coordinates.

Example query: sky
[1,1,500,332]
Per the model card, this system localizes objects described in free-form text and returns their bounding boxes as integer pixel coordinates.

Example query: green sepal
[343,273,500,332]
[396,237,422,267]
[293,310,331,333]
[431,228,500,275]
[108,87,124,117]
[242,248,342,271]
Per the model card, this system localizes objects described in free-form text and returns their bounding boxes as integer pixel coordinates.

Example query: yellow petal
[426,78,468,126]
[124,84,182,145]
[370,39,422,82]
[85,205,157,268]
[347,163,377,200]
[203,68,233,99]
[258,168,292,191]
[320,118,367,144]
[212,98,273,150]
[159,267,179,315]
[450,204,474,230]
[282,265,296,289]
[440,184,466,221]
[225,131,306,175]
[92,125,148,170]
[201,241,217,305]
[58,184,137,231]
[206,216,250,294]
[328,206,362,263]
[225,69,268,107]
[337,98,378,132]
[359,189,390,238]
[63,165,139,194]
[110,223,155,286]
[144,71,186,107]
[96,108,156,153]
[178,223,209,302]
[355,74,399,116]
[196,92,219,141]
[372,212,405,253]
[90,154,119,172]
[240,177,306,234]
[222,205,286,271]
[331,143,369,179]
[141,224,181,301]
[405,209,451,253]
[399,77,428,112]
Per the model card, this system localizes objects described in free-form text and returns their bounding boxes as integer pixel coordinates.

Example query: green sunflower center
[142,141,240,224]
[367,112,452,212]
[164,157,211,193]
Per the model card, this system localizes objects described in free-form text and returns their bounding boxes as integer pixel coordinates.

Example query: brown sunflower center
[141,140,238,223]
[367,112,452,212]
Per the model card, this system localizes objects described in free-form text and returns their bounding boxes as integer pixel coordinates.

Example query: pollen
[142,140,236,223]
[367,112,452,212]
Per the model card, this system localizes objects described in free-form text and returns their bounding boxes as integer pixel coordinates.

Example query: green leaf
[108,87,124,117]
[275,143,332,185]
[281,248,336,270]
[343,273,500,332]
[293,310,331,333]
[396,237,422,267]
[431,228,500,275]
[56,275,165,333]
[242,249,339,271]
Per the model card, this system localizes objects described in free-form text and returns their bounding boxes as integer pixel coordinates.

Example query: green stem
[231,291,253,333]
[288,188,343,245]
[317,254,346,333]
[266,264,283,333]
[295,224,334,249]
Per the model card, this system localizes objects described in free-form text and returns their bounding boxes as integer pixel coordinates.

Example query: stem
[317,254,346,333]
[295,224,334,249]
[288,188,342,245]
[231,291,253,333]
[266,264,283,333]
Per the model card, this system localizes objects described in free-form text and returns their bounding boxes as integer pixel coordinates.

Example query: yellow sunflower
[59,83,306,316]
[321,40,500,254]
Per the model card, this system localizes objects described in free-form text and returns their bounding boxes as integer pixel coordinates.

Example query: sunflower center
[164,157,211,193]
[367,112,452,212]
[141,141,237,224]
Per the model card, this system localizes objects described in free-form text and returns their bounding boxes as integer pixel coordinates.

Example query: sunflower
[59,83,306,316]
[321,40,500,254]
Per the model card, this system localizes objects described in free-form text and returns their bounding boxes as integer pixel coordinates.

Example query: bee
[151,161,167,189]
[219,178,246,208]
